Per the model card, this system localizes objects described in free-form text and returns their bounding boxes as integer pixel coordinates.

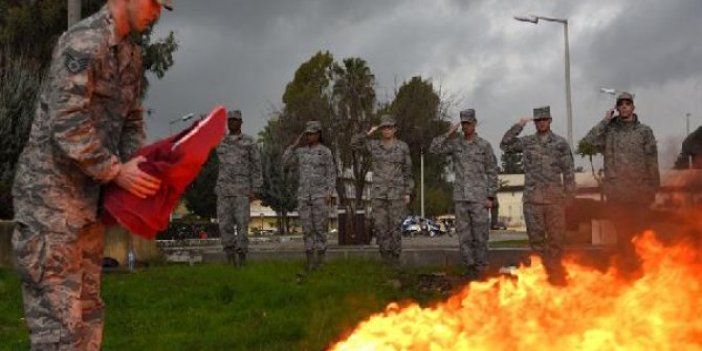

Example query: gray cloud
[144,0,702,169]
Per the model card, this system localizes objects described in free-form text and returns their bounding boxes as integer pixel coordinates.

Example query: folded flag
[102,105,227,239]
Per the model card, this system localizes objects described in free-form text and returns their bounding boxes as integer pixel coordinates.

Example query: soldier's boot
[237,252,247,267]
[226,252,237,266]
[315,251,326,270]
[306,251,315,271]
[463,265,481,282]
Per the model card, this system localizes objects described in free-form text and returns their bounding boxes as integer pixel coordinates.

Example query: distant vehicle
[402,216,446,237]
[491,221,508,230]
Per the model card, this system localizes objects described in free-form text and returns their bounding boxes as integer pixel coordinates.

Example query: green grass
[0,260,446,351]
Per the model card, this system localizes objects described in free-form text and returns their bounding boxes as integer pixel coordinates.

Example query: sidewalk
[159,230,612,270]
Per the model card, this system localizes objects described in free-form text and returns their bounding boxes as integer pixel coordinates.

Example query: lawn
[0,260,450,351]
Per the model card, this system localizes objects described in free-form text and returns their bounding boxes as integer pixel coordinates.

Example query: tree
[389,76,451,215]
[331,57,377,209]
[576,138,604,200]
[0,0,179,218]
[183,151,219,219]
[257,117,298,235]
[500,152,524,174]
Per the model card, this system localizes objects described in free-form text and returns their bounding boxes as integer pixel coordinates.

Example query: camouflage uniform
[11,6,148,350]
[582,93,659,271]
[215,111,262,261]
[351,116,413,263]
[500,106,576,278]
[429,109,498,276]
[282,122,336,258]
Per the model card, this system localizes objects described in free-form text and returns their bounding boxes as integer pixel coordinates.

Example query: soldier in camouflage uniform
[215,110,262,267]
[582,92,659,274]
[429,109,498,280]
[351,115,413,267]
[283,121,336,271]
[11,1,171,349]
[501,106,576,284]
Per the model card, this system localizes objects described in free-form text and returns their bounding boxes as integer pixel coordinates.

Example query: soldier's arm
[282,145,296,169]
[484,142,499,199]
[500,123,525,153]
[644,128,661,190]
[251,142,264,194]
[118,45,145,160]
[325,148,337,197]
[560,139,577,199]
[582,119,610,153]
[428,134,452,155]
[350,132,371,153]
[402,143,414,197]
[49,37,121,183]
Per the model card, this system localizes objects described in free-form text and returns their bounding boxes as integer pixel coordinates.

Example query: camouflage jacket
[12,6,144,231]
[429,133,498,202]
[215,133,263,197]
[351,134,414,200]
[282,143,336,200]
[501,125,576,204]
[582,116,660,204]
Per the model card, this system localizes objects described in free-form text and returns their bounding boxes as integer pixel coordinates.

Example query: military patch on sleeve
[64,48,92,74]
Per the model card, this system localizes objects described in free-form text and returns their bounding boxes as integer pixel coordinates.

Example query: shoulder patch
[64,48,92,74]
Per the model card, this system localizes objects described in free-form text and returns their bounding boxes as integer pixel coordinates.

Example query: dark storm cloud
[143,0,701,168]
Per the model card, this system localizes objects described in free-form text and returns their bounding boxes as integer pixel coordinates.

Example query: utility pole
[67,0,81,28]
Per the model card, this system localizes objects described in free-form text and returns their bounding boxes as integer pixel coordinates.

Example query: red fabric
[102,106,227,239]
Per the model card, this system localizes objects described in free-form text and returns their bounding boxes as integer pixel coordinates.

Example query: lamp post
[168,113,195,134]
[514,14,573,149]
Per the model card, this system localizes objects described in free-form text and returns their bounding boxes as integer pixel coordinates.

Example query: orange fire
[330,231,702,350]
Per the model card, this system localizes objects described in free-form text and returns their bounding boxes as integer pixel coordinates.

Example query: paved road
[159,230,528,252]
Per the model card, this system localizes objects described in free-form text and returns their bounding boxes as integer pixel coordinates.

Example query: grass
[0,260,447,351]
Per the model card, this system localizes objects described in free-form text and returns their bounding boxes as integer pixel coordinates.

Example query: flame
[330,231,702,350]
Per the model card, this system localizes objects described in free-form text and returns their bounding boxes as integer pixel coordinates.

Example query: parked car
[402,216,447,237]
[491,221,508,230]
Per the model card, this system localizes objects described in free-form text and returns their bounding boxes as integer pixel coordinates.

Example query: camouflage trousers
[524,203,566,277]
[455,201,490,271]
[217,196,250,255]
[12,221,105,351]
[607,202,649,274]
[371,198,406,260]
[298,197,329,253]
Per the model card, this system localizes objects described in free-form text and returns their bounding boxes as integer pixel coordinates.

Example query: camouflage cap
[616,92,634,103]
[227,110,242,120]
[459,109,477,123]
[304,120,322,134]
[533,106,552,120]
[379,114,396,128]
[155,0,173,11]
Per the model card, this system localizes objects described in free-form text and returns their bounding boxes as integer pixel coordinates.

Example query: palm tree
[331,58,376,209]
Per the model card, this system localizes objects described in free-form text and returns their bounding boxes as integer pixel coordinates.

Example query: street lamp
[169,113,195,134]
[514,14,573,149]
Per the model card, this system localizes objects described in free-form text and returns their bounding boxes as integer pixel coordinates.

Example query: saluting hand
[114,156,161,199]
[447,122,461,137]
[293,132,305,147]
[518,117,533,126]
[604,108,616,121]
[367,126,379,136]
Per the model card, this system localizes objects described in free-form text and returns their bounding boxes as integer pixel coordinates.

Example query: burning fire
[330,231,702,350]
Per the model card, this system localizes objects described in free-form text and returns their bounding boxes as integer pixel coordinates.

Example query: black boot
[306,251,315,271]
[226,252,237,266]
[237,252,246,267]
[315,251,325,270]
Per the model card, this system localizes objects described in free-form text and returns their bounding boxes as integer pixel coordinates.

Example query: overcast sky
[144,0,702,169]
